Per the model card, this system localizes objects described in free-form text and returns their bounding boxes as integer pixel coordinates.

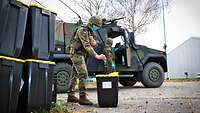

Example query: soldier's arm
[104,48,113,62]
[89,36,97,48]
[77,28,98,58]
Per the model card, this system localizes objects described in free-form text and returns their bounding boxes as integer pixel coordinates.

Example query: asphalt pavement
[58,81,200,113]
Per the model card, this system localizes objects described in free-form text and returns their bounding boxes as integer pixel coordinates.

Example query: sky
[21,0,200,53]
[137,0,200,53]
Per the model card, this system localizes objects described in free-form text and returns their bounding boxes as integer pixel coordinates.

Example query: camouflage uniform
[69,26,98,97]
[68,16,103,105]
[103,38,115,73]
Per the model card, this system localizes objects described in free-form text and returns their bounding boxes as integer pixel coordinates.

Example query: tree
[108,0,170,35]
[72,0,170,35]
[71,0,111,17]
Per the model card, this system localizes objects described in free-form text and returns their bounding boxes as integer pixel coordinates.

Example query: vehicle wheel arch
[143,55,167,72]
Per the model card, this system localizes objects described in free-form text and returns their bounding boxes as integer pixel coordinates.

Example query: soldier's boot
[79,95,93,105]
[67,95,79,103]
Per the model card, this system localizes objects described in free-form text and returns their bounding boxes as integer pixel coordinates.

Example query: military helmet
[89,16,102,27]
[106,38,113,45]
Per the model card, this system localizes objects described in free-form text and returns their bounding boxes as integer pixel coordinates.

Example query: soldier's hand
[96,54,107,60]
[90,36,97,48]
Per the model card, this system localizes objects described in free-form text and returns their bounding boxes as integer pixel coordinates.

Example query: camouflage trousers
[69,54,88,96]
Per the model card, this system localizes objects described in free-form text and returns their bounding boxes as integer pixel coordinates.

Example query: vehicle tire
[53,63,72,93]
[141,62,164,88]
[119,77,137,87]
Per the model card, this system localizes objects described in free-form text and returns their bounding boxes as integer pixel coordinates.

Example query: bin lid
[29,4,57,15]
[0,55,25,62]
[15,0,29,7]
[25,59,56,65]
[96,72,119,77]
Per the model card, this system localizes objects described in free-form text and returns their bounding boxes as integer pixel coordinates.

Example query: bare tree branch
[71,0,170,36]
[108,0,170,35]
[72,0,111,18]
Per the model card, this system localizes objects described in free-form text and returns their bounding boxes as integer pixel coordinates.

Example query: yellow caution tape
[0,56,56,65]
[0,56,25,63]
[96,72,119,77]
[25,59,56,65]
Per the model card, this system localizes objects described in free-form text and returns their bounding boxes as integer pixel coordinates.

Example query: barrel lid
[96,72,119,77]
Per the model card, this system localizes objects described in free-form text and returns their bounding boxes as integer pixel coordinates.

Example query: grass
[165,77,200,82]
[32,100,72,113]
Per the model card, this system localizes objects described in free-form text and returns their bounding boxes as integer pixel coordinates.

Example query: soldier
[68,16,106,105]
[103,38,115,73]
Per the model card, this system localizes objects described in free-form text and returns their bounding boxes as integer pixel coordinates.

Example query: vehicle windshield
[112,36,125,47]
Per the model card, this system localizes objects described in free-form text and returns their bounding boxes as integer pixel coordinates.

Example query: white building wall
[167,37,200,78]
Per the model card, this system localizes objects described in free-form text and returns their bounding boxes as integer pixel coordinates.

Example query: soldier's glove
[112,63,116,69]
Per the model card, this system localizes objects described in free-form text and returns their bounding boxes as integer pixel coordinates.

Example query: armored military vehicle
[53,18,167,93]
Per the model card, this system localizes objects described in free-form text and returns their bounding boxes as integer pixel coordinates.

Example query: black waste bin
[17,59,55,113]
[0,1,28,57]
[20,6,56,60]
[96,72,119,107]
[0,56,24,113]
[0,0,9,7]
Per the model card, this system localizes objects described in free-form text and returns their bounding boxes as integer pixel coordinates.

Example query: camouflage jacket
[103,45,115,65]
[70,26,98,57]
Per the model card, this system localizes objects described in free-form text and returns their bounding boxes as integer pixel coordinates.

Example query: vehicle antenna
[161,0,167,52]
[34,0,65,21]
[57,0,81,20]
